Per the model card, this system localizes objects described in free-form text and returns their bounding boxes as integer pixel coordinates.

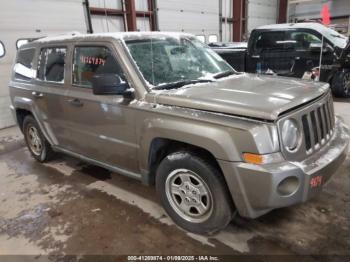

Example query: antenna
[318,34,324,81]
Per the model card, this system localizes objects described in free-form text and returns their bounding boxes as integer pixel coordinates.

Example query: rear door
[33,45,70,146]
[62,42,138,173]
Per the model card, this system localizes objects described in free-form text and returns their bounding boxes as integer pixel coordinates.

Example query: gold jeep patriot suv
[9,32,350,235]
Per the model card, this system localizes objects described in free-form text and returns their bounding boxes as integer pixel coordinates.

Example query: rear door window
[72,46,125,88]
[14,48,36,81]
[37,47,67,83]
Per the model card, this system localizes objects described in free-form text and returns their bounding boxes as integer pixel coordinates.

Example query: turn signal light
[243,153,263,165]
[242,152,284,165]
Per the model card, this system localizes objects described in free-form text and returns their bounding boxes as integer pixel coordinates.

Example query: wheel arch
[12,97,54,145]
[15,108,33,132]
[146,137,224,185]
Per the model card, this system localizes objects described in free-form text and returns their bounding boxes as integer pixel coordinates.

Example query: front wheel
[156,151,234,235]
[331,69,350,97]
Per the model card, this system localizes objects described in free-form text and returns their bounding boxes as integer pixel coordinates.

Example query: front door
[284,29,334,79]
[246,30,297,75]
[62,44,138,173]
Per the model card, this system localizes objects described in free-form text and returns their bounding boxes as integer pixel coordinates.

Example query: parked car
[9,32,349,235]
[211,23,350,97]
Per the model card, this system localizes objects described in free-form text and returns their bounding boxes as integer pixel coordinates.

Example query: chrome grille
[301,95,335,153]
[278,92,335,162]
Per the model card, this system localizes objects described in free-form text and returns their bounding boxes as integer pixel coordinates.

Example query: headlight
[281,119,300,151]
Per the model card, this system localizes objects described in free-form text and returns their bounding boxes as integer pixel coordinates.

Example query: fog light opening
[277,176,299,196]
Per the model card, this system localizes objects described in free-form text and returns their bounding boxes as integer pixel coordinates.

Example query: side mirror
[91,74,130,96]
[0,41,5,58]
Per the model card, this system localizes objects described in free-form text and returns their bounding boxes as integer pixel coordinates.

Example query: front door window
[72,46,125,88]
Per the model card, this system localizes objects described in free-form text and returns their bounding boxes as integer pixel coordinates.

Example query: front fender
[137,114,256,172]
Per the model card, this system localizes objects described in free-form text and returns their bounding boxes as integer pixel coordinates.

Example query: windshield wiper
[213,70,236,79]
[153,79,213,90]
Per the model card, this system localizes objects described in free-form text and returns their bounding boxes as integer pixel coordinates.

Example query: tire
[156,151,234,235]
[331,69,350,98]
[23,115,55,162]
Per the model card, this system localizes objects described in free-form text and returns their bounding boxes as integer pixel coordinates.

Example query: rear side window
[37,47,67,83]
[14,48,36,81]
[72,46,125,88]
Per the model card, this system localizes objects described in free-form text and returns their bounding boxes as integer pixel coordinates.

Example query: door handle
[68,98,84,107]
[32,91,44,98]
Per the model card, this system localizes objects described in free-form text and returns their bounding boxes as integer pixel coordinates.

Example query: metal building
[0,0,285,129]
[289,0,350,35]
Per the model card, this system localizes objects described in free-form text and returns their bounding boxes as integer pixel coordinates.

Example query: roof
[255,22,348,48]
[34,31,193,44]
[256,22,327,31]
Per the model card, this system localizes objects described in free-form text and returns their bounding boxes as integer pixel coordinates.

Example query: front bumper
[218,116,349,218]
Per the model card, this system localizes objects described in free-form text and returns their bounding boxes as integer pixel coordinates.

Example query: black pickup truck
[210,23,350,97]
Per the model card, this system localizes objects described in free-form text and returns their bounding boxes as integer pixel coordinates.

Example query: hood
[151,73,329,121]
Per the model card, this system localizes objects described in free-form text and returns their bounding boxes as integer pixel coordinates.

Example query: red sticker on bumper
[310,176,323,188]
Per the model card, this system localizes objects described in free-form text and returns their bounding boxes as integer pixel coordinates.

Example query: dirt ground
[0,100,349,261]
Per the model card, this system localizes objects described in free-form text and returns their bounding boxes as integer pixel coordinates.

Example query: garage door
[247,0,278,33]
[0,0,87,129]
[157,0,220,43]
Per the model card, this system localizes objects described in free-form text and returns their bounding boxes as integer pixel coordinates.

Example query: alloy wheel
[27,126,43,156]
[165,169,213,223]
[343,72,350,96]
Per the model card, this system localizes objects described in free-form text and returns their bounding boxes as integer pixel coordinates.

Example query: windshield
[125,36,233,88]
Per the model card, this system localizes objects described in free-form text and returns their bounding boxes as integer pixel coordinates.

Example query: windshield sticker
[80,55,106,66]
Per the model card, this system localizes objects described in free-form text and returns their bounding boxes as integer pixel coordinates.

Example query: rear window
[14,48,36,81]
[37,47,67,83]
[72,46,125,88]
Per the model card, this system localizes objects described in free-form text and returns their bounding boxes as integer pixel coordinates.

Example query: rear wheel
[23,115,55,162]
[156,151,234,235]
[331,69,350,97]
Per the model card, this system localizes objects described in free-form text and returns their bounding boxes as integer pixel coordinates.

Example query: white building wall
[247,0,278,33]
[289,0,350,21]
[156,0,220,43]
[222,0,233,42]
[89,0,125,33]
[0,0,87,129]
[288,0,350,35]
